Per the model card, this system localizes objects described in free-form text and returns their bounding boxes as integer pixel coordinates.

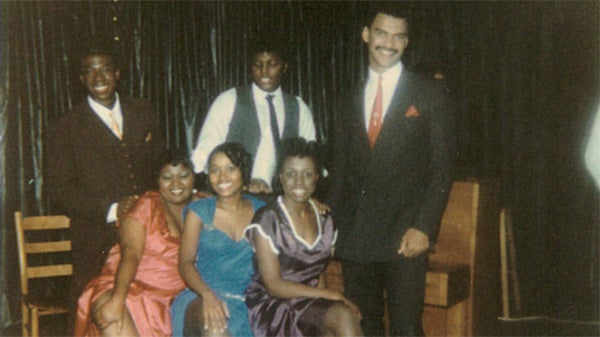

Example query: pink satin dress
[74,191,185,337]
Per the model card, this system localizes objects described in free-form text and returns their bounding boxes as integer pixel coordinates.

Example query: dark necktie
[266,94,282,165]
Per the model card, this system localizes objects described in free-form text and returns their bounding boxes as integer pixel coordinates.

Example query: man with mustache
[328,6,456,336]
[191,36,316,195]
[45,42,164,330]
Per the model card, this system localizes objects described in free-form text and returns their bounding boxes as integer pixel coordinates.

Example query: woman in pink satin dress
[74,150,196,337]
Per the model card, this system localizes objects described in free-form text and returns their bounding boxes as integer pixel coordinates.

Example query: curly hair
[205,142,252,193]
[77,39,121,73]
[272,137,323,195]
[154,149,194,179]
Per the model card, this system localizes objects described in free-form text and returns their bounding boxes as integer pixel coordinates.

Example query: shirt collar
[87,93,121,115]
[252,82,283,100]
[368,62,403,82]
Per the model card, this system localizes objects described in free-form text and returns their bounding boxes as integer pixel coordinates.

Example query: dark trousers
[341,256,427,337]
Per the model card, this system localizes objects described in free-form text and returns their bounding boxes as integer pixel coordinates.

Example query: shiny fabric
[74,191,185,337]
[245,197,337,337]
[3,0,600,324]
[171,195,265,337]
[367,75,383,148]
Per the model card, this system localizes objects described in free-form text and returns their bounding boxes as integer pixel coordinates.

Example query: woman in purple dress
[245,138,363,337]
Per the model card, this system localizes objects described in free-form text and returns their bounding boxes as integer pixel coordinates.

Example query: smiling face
[362,13,409,74]
[158,163,195,206]
[279,156,319,205]
[208,152,245,198]
[80,54,120,108]
[251,51,287,92]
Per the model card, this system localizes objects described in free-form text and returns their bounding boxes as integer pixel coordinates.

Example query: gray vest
[225,86,300,161]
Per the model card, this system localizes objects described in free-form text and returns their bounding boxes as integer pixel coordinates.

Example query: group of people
[45,6,455,337]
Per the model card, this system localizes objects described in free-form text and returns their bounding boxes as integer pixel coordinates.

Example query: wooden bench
[325,180,500,336]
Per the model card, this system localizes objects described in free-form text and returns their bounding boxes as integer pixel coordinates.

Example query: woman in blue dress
[171,142,264,337]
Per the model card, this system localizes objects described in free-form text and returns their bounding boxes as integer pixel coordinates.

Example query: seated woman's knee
[90,292,112,318]
[325,302,356,326]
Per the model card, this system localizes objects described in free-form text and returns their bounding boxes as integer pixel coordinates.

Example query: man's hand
[310,198,331,215]
[248,179,272,194]
[92,295,125,331]
[193,190,213,201]
[116,195,139,218]
[397,228,429,257]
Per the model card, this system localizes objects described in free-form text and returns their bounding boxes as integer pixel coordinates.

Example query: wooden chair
[14,211,72,337]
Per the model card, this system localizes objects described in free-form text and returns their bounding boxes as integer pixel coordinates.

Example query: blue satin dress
[171,195,265,337]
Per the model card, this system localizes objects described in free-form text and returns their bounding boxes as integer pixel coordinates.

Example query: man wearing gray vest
[191,37,316,194]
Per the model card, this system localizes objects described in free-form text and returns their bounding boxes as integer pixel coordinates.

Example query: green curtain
[1,0,598,326]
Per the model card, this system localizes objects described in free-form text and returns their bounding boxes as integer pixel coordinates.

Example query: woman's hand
[248,179,272,194]
[92,295,125,332]
[200,291,230,333]
[339,295,362,320]
[320,289,362,320]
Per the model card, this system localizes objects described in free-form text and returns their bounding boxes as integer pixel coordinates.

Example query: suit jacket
[328,70,456,262]
[45,97,164,290]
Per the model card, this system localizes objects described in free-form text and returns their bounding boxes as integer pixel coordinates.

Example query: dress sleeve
[245,206,280,255]
[326,214,338,246]
[182,197,216,225]
[118,192,156,230]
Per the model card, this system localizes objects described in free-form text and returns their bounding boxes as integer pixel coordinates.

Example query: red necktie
[368,76,383,147]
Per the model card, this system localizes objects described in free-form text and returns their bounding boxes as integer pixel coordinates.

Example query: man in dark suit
[328,6,456,336]
[45,44,164,316]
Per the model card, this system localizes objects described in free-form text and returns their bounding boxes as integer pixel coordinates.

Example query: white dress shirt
[363,62,403,130]
[87,94,123,223]
[191,83,316,187]
[88,93,123,139]
[585,104,600,190]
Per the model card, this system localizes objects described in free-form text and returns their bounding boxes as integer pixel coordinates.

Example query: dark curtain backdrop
[1,0,598,326]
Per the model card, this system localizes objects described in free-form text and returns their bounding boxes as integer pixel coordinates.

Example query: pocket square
[145,132,152,142]
[405,105,420,118]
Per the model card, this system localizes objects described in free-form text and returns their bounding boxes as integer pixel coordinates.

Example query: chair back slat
[14,211,72,337]
[22,215,70,230]
[26,264,73,279]
[25,241,71,254]
[14,211,72,294]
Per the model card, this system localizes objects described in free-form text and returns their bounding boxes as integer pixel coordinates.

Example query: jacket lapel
[375,71,413,148]
[352,83,371,157]
[120,98,131,141]
[79,101,123,143]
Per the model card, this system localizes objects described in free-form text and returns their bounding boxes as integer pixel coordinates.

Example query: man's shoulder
[403,70,446,93]
[48,100,89,128]
[280,90,308,108]
[120,96,154,111]
[336,82,364,105]
[210,87,238,105]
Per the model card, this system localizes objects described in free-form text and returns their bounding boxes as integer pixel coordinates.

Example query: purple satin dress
[245,196,338,337]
